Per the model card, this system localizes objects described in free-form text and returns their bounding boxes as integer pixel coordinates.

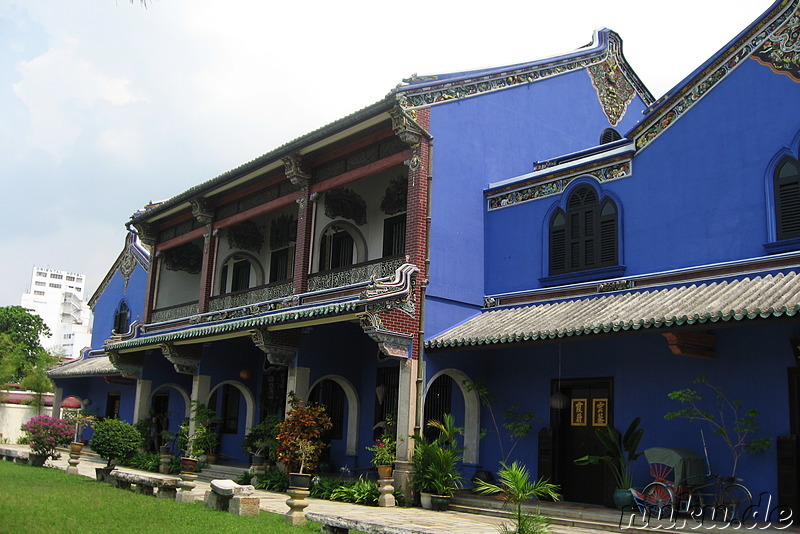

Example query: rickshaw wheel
[642,482,676,515]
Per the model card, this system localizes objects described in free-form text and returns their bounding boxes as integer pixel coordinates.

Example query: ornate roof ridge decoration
[632,0,800,152]
[751,4,800,83]
[396,30,652,110]
[426,270,800,350]
[89,233,151,308]
[104,263,420,353]
[487,157,632,211]
[586,35,637,126]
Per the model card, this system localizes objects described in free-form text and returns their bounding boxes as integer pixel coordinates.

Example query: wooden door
[551,377,613,505]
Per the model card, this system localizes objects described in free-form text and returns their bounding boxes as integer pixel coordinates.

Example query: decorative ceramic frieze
[487,161,631,211]
[597,280,635,293]
[398,58,600,110]
[587,53,636,126]
[635,1,797,151]
[752,6,800,82]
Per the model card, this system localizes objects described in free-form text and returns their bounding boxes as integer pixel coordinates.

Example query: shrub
[254,468,289,492]
[126,451,161,472]
[275,394,332,473]
[20,415,73,462]
[90,418,143,467]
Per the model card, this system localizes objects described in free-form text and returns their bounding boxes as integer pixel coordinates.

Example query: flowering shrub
[21,415,73,462]
[366,434,396,466]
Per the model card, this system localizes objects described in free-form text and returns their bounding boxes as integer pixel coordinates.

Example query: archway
[424,369,480,464]
[308,375,359,455]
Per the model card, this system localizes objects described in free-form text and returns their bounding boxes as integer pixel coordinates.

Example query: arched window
[775,156,800,241]
[423,374,453,442]
[112,300,130,335]
[549,185,618,275]
[319,225,355,271]
[309,379,345,440]
[600,128,622,144]
[219,255,259,294]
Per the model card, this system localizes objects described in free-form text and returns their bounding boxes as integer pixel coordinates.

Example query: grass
[0,461,320,534]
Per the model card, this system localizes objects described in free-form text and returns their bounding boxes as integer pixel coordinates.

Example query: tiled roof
[426,271,800,349]
[47,356,120,378]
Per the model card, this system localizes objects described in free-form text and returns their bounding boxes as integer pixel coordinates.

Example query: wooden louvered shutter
[599,200,618,266]
[550,211,566,274]
[777,158,800,240]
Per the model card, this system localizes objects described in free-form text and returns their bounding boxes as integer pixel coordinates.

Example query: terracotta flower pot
[376,464,393,479]
[180,457,198,474]
[70,442,84,454]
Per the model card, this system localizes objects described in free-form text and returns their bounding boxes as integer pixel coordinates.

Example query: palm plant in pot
[574,417,644,509]
[411,414,464,510]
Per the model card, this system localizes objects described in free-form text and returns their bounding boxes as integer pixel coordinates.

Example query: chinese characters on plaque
[571,398,609,426]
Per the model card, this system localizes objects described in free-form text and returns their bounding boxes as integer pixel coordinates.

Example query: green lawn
[0,461,320,534]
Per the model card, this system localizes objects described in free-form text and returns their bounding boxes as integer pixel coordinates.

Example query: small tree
[463,380,537,465]
[665,375,771,477]
[275,393,332,473]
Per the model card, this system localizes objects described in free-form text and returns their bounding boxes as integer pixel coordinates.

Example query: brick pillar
[283,154,312,295]
[197,227,218,313]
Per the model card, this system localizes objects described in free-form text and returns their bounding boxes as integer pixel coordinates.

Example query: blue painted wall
[484,59,800,295]
[426,320,797,497]
[426,67,648,329]
[90,259,148,346]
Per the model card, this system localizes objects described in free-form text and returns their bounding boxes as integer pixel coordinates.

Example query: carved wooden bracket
[360,312,412,359]
[282,154,310,189]
[663,332,715,359]
[106,350,144,379]
[250,328,296,367]
[159,343,202,374]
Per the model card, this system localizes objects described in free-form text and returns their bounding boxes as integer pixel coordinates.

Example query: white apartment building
[20,266,93,359]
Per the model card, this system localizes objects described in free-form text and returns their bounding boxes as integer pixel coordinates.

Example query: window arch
[775,156,800,241]
[112,300,130,335]
[317,221,367,271]
[549,184,618,275]
[218,253,263,294]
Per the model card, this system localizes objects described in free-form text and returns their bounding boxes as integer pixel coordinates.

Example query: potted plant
[243,414,281,465]
[90,418,143,480]
[288,439,315,489]
[411,414,464,510]
[66,411,96,454]
[20,414,73,467]
[366,432,396,479]
[427,446,463,511]
[159,429,176,455]
[275,393,332,489]
[574,417,644,509]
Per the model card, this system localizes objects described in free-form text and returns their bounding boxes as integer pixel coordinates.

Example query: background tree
[0,306,56,398]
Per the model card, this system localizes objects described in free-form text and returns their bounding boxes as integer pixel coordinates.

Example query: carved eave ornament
[250,328,296,367]
[131,222,157,248]
[360,312,413,359]
[106,350,144,379]
[159,343,202,374]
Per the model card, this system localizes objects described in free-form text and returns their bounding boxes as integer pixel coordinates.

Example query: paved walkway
[1,444,795,534]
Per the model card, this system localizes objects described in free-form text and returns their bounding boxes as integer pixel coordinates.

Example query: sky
[0,0,776,308]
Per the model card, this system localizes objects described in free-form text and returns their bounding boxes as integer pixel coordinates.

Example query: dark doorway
[551,377,614,506]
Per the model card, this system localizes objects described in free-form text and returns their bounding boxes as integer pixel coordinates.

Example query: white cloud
[12,37,145,161]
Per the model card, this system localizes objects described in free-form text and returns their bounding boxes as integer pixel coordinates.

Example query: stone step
[196,463,249,483]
